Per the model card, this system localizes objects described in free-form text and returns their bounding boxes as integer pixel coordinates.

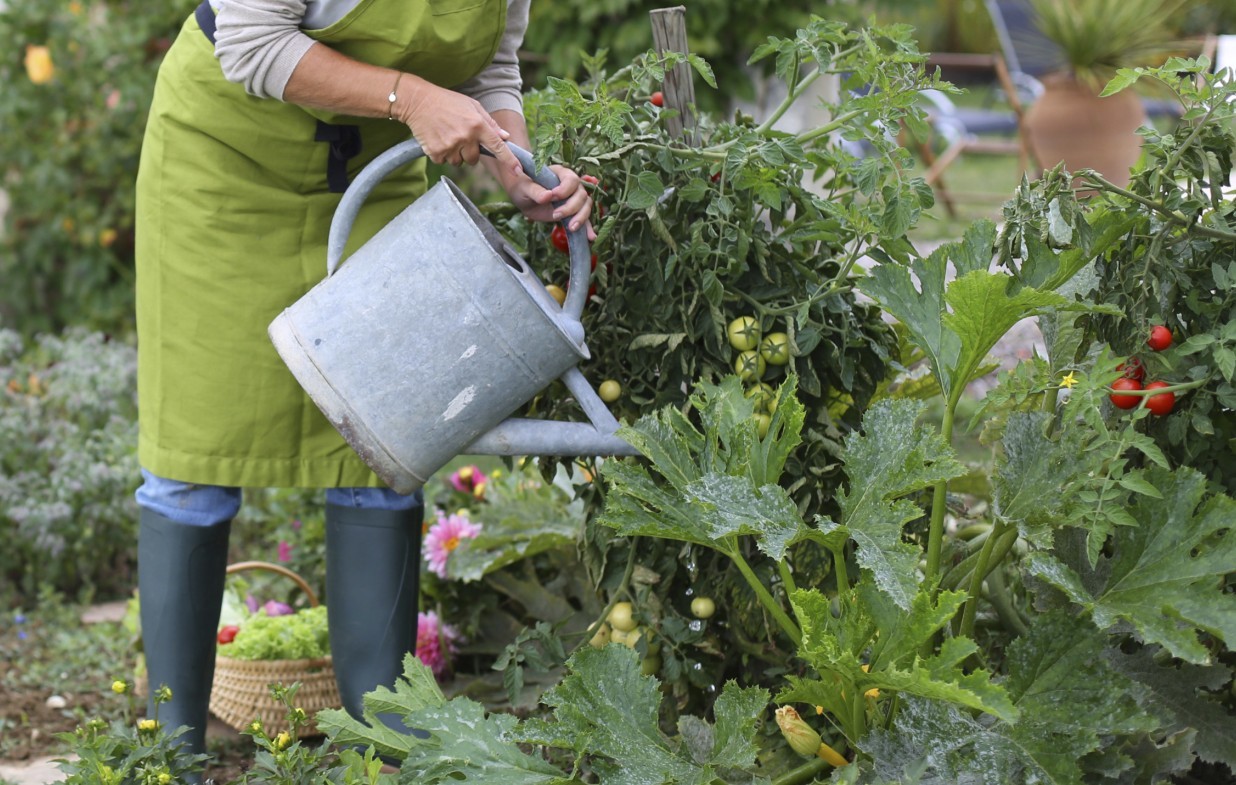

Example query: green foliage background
[0,0,186,336]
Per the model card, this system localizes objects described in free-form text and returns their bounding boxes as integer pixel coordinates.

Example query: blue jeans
[135,468,422,526]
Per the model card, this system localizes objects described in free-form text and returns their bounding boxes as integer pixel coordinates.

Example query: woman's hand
[502,165,596,238]
[396,79,524,177]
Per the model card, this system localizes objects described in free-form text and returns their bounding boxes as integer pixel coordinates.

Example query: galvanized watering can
[268,139,638,494]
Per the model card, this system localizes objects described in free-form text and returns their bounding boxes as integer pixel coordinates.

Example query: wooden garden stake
[649,6,698,146]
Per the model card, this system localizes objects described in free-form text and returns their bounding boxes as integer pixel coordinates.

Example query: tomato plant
[649,90,663,107]
[1143,380,1175,415]
[1109,376,1144,409]
[509,19,940,521]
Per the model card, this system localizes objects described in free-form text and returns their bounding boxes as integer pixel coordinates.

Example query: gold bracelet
[387,72,404,121]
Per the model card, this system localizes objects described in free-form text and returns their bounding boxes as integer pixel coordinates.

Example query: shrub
[0,329,140,603]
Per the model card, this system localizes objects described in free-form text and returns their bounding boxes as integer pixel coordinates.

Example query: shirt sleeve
[212,0,316,101]
[453,0,529,116]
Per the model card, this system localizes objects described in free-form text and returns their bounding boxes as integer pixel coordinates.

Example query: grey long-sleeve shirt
[208,0,528,114]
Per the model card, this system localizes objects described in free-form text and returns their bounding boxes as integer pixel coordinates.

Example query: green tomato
[754,413,771,439]
[727,316,761,351]
[598,379,622,402]
[734,350,766,382]
[587,622,611,649]
[745,382,776,413]
[760,332,791,366]
[640,654,662,676]
[690,596,716,619]
[607,601,637,632]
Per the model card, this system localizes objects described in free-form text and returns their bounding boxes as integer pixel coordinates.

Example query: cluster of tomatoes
[1109,325,1176,416]
[726,316,789,437]
[587,594,716,677]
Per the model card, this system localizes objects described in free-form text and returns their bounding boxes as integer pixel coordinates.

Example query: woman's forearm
[282,42,429,120]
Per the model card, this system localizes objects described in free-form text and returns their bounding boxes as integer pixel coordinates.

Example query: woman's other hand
[502,165,595,238]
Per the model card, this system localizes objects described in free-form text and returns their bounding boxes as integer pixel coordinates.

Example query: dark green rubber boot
[325,503,423,731]
[138,508,231,763]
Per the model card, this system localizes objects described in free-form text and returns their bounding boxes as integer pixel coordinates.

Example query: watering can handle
[325,138,593,321]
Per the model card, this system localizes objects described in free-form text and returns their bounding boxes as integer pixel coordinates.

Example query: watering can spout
[269,139,641,495]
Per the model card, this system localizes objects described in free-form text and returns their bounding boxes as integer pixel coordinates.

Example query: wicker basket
[209,561,341,737]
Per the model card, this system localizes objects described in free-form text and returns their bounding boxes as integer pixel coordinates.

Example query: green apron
[136,0,506,488]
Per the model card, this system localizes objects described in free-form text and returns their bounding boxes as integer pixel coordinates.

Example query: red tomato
[550,224,570,254]
[582,174,600,187]
[1147,325,1172,352]
[217,625,240,644]
[1143,381,1175,415]
[650,91,664,107]
[1109,377,1143,410]
[1117,356,1146,382]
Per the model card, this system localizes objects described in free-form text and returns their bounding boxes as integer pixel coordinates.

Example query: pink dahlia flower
[416,610,460,680]
[423,511,482,579]
[448,465,487,499]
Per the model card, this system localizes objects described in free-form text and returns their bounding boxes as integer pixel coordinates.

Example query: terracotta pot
[1023,75,1147,189]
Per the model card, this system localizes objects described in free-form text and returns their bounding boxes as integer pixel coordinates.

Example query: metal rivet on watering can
[268,140,639,494]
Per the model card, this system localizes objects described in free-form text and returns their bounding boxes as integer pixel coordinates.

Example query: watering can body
[268,140,638,494]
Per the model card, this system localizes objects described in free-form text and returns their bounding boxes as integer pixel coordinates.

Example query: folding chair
[904,52,1038,216]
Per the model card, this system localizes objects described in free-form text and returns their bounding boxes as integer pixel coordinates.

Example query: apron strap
[195,0,362,194]
[314,122,363,193]
[195,0,217,44]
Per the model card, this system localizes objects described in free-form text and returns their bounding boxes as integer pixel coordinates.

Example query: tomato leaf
[1026,466,1236,663]
[815,398,965,608]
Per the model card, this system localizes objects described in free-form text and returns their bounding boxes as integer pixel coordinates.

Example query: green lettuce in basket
[218,604,330,661]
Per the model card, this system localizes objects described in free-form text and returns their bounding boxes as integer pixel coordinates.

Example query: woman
[133,0,593,766]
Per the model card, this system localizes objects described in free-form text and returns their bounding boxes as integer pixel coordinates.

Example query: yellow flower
[138,718,158,732]
[24,45,54,84]
[1060,371,1078,389]
[774,706,848,767]
[111,680,128,694]
[99,228,118,248]
[274,731,292,750]
[491,469,503,479]
[775,706,822,757]
[250,720,263,733]
[859,664,880,699]
[69,1,83,14]
[62,218,75,233]
[157,773,171,785]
